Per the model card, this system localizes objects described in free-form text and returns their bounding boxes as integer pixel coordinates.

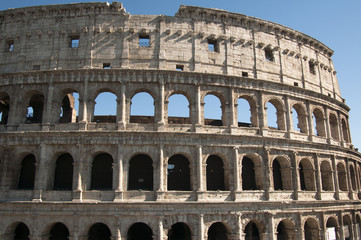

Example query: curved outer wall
[0,2,360,240]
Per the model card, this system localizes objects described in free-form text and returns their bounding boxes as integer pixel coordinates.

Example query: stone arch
[242,157,256,190]
[168,222,192,240]
[349,164,357,191]
[312,107,326,137]
[325,216,339,240]
[49,222,70,240]
[0,92,10,125]
[299,158,316,191]
[168,154,191,191]
[130,90,155,123]
[320,161,334,191]
[93,90,117,123]
[24,90,45,124]
[57,88,80,124]
[236,95,258,127]
[207,222,230,240]
[206,155,226,191]
[341,118,349,143]
[128,154,153,190]
[203,91,226,126]
[343,214,353,240]
[244,220,262,240]
[127,222,153,240]
[53,153,74,191]
[329,113,339,141]
[166,91,191,124]
[90,153,113,190]
[337,162,348,191]
[291,102,308,133]
[88,223,111,240]
[266,98,286,131]
[9,222,30,240]
[18,154,36,190]
[276,219,296,240]
[304,218,320,240]
[272,156,292,190]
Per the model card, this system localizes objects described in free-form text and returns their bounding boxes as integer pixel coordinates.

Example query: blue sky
[1,0,361,149]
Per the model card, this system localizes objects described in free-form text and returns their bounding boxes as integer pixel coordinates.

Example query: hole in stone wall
[18,154,36,190]
[139,34,150,47]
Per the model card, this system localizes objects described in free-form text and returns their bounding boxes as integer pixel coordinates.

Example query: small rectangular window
[176,65,184,71]
[139,35,150,47]
[6,40,14,52]
[242,72,248,77]
[294,82,299,87]
[309,62,316,75]
[265,48,274,62]
[103,63,111,69]
[70,37,79,48]
[208,39,218,52]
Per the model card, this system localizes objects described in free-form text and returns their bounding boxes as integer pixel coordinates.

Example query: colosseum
[0,2,360,240]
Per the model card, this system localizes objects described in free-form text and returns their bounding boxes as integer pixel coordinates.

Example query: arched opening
[320,161,334,191]
[167,94,190,124]
[54,153,74,190]
[128,154,153,190]
[127,222,153,240]
[312,108,326,137]
[49,222,70,240]
[273,159,283,190]
[299,159,315,191]
[276,220,295,240]
[14,222,30,240]
[291,104,307,133]
[59,92,79,123]
[18,154,36,190]
[326,217,338,240]
[206,155,225,191]
[168,222,191,240]
[0,93,10,125]
[207,222,228,240]
[329,113,339,141]
[356,215,361,239]
[337,163,347,191]
[204,94,223,126]
[88,223,111,240]
[272,157,292,191]
[26,93,44,124]
[237,97,257,127]
[266,99,285,130]
[350,165,356,191]
[93,92,117,123]
[304,218,319,240]
[90,153,113,190]
[130,92,155,123]
[343,215,352,240]
[242,157,257,190]
[167,154,191,191]
[244,221,260,240]
[341,118,349,143]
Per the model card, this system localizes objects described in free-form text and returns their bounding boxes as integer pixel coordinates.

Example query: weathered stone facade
[0,2,360,240]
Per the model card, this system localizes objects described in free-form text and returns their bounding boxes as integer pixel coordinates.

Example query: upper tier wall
[0,2,342,101]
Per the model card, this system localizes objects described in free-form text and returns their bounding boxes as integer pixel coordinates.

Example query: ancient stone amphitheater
[0,2,360,240]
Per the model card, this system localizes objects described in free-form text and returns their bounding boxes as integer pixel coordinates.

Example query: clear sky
[1,0,361,149]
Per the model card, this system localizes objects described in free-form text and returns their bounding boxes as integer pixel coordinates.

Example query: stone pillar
[314,154,322,200]
[42,80,54,125]
[118,84,126,130]
[158,145,164,192]
[79,78,89,123]
[258,92,267,134]
[338,212,345,240]
[229,87,236,130]
[198,214,204,240]
[0,148,10,191]
[267,213,275,240]
[158,217,164,240]
[264,147,271,200]
[72,160,83,201]
[353,212,360,240]
[236,213,243,240]
[306,101,314,141]
[233,147,241,192]
[324,107,332,143]
[331,155,340,200]
[319,212,326,240]
[195,85,202,126]
[157,81,165,129]
[346,158,353,199]
[197,145,203,192]
[33,143,48,201]
[291,151,299,200]
[284,95,291,136]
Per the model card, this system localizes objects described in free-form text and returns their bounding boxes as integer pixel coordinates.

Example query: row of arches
[7,214,361,240]
[0,86,350,143]
[13,151,361,195]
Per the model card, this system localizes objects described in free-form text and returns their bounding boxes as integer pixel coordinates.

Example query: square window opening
[103,63,111,69]
[139,35,150,47]
[309,62,316,75]
[294,82,299,87]
[70,37,79,48]
[242,72,248,77]
[176,65,184,71]
[265,48,274,62]
[208,39,218,52]
[7,40,14,52]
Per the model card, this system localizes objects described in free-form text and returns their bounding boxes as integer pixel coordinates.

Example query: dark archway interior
[273,160,283,190]
[168,222,191,240]
[168,155,190,191]
[206,155,225,191]
[244,221,260,240]
[242,157,257,190]
[18,155,36,190]
[276,221,286,240]
[91,153,113,190]
[127,222,153,240]
[299,163,306,190]
[207,222,227,240]
[50,222,70,240]
[26,94,44,124]
[128,154,153,190]
[0,95,10,125]
[88,223,111,240]
[54,153,74,190]
[14,222,30,240]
